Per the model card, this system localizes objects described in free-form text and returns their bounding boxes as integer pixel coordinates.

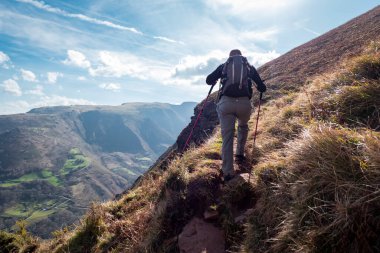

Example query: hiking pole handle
[259,92,263,100]
[208,84,215,96]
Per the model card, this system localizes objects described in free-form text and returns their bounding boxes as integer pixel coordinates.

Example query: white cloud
[153,36,185,44]
[0,10,93,53]
[63,50,91,69]
[0,100,30,115]
[1,95,96,115]
[164,75,207,86]
[89,51,141,78]
[238,28,279,43]
[99,82,122,91]
[0,51,10,64]
[88,49,279,88]
[89,51,171,80]
[245,51,281,67]
[47,72,63,84]
[170,50,280,85]
[206,0,301,15]
[294,19,321,36]
[34,95,95,107]
[172,50,226,79]
[15,0,186,44]
[21,69,38,82]
[78,76,87,81]
[16,0,142,35]
[1,79,22,96]
[26,85,44,96]
[0,51,12,68]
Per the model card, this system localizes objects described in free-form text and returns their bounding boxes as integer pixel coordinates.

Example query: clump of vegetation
[0,221,39,253]
[164,164,188,192]
[60,148,90,175]
[56,205,105,253]
[270,127,380,253]
[349,53,380,80]
[332,81,380,129]
[307,50,380,129]
[0,231,23,253]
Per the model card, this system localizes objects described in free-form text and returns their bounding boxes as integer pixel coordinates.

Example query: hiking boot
[235,154,246,162]
[223,174,235,182]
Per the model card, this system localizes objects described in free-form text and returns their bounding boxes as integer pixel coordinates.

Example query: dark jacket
[206,62,267,97]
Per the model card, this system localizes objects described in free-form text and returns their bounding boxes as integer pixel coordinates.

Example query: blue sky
[0,0,378,114]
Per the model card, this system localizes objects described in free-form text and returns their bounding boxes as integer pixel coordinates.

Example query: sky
[0,0,378,114]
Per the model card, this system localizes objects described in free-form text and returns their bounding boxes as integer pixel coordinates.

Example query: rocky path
[178,170,256,253]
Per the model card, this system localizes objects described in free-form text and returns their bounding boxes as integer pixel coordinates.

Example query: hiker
[206,49,266,182]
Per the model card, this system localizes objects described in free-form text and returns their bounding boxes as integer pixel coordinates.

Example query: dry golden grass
[241,42,380,253]
[270,127,380,253]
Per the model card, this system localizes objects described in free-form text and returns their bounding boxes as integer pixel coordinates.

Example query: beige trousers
[216,96,252,176]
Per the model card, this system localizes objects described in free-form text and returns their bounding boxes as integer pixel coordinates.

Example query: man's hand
[257,84,266,93]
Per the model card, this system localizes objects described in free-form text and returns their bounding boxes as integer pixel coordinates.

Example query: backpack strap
[221,57,231,77]
[238,57,249,89]
[220,57,231,89]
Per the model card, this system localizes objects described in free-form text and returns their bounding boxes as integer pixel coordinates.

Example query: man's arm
[249,65,267,92]
[206,64,224,85]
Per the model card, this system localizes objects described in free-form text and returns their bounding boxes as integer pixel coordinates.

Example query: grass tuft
[270,127,380,253]
[332,81,380,129]
[349,53,380,80]
[56,204,105,253]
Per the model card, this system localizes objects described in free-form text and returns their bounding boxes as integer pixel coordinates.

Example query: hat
[229,49,242,56]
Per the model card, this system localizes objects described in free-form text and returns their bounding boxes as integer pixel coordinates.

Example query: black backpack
[220,55,251,98]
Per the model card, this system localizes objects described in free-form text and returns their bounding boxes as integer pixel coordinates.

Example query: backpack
[220,55,251,98]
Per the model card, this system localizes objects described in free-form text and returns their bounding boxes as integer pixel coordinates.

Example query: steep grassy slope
[0,102,196,238]
[1,6,379,253]
[8,42,377,253]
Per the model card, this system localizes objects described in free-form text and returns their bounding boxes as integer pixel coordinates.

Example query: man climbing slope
[206,49,266,182]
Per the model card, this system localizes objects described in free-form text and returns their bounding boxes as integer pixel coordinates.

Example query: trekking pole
[182,84,215,153]
[249,92,263,181]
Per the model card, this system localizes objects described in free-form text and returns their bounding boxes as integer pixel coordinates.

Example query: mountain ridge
[0,101,196,238]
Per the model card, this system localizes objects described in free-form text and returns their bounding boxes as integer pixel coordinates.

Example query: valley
[0,102,196,238]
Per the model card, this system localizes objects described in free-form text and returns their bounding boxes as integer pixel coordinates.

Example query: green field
[0,147,89,188]
[4,200,62,224]
[40,170,62,187]
[60,148,90,176]
[4,204,30,218]
[0,169,62,188]
[26,209,56,223]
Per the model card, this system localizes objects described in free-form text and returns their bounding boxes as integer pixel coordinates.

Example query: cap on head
[229,49,242,57]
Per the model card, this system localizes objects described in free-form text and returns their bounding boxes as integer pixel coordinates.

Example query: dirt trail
[178,166,256,253]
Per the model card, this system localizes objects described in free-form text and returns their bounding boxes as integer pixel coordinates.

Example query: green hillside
[0,102,196,239]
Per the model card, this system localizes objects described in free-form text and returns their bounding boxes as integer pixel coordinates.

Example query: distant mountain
[0,102,196,238]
